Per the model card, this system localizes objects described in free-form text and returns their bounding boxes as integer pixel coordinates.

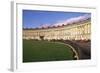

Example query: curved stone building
[23,18,91,41]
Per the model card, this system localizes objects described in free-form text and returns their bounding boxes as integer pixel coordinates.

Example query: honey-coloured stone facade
[23,19,91,41]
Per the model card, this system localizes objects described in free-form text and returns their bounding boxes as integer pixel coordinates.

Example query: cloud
[53,14,91,26]
[39,14,91,28]
[39,24,51,28]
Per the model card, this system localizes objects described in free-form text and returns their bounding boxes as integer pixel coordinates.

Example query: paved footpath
[60,40,91,59]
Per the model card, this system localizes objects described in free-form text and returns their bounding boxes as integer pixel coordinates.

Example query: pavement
[60,40,91,60]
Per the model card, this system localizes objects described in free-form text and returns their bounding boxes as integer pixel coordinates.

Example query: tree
[40,36,44,40]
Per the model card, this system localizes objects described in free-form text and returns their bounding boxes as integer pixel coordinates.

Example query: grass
[23,39,74,62]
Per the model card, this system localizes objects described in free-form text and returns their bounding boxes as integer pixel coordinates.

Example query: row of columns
[23,22,91,40]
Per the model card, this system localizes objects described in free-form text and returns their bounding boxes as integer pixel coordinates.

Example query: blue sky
[23,10,91,28]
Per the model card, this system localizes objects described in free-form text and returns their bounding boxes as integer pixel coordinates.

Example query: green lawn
[23,40,74,62]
